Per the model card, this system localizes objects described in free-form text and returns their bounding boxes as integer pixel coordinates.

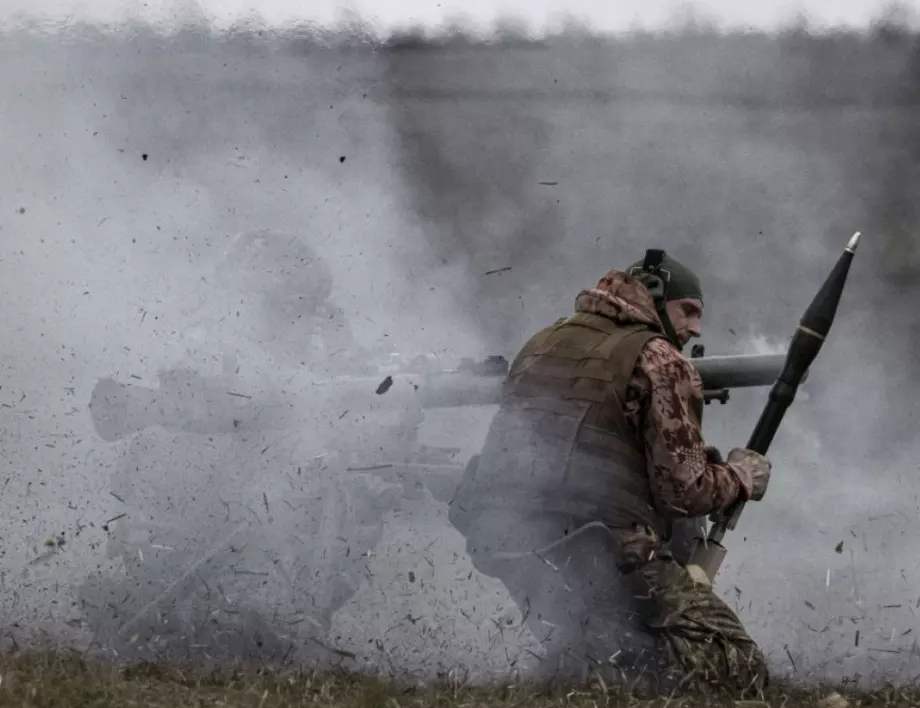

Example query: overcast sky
[3,0,917,34]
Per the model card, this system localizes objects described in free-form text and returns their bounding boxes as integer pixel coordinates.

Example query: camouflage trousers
[464,519,766,696]
[627,555,769,694]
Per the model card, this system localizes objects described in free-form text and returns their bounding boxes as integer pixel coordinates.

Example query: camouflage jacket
[575,271,755,522]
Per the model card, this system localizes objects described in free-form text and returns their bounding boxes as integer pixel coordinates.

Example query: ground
[0,648,915,708]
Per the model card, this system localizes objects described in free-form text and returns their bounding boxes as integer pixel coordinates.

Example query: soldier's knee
[745,644,770,686]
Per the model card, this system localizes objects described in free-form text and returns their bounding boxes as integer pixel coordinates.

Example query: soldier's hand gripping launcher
[688,232,862,583]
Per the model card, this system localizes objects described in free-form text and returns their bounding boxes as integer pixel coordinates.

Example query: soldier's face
[666,297,703,347]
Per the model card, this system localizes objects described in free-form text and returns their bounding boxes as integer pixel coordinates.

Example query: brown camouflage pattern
[628,337,756,515]
[575,270,769,693]
[574,269,665,332]
[575,270,753,517]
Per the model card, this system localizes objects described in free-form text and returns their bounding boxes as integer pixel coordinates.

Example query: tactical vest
[460,312,668,541]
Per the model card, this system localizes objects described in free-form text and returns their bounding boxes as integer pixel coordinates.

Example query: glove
[726,447,772,502]
[703,445,724,465]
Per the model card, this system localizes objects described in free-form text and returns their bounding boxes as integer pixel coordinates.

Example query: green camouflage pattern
[632,555,768,694]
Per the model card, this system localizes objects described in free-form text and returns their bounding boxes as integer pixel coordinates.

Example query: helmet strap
[655,301,684,353]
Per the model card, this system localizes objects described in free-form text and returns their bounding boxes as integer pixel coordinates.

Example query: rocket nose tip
[846,232,861,252]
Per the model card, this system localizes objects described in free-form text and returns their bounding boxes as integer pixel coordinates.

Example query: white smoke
[739,332,790,356]
[1,12,918,689]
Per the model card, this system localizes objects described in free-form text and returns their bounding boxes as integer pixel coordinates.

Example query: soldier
[448,251,772,694]
[80,229,403,666]
[205,228,367,374]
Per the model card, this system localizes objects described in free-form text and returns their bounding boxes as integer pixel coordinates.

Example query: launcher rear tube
[418,352,791,409]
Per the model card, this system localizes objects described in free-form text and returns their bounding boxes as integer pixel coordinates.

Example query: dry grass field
[0,648,914,708]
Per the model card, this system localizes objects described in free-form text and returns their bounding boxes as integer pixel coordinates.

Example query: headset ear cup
[642,275,665,301]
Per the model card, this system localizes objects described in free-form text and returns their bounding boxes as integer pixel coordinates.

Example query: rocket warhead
[797,231,862,343]
[846,231,861,253]
[700,230,863,555]
[778,232,862,388]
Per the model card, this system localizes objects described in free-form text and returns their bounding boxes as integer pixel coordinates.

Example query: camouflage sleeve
[626,338,748,518]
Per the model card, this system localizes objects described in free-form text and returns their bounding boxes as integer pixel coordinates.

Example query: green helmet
[626,249,703,351]
[627,250,703,304]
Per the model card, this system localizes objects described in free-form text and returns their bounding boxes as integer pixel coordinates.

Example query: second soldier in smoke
[81,229,407,665]
[449,251,772,693]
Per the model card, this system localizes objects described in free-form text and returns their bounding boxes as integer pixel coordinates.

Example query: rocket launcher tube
[88,352,799,441]
[690,232,861,581]
[419,352,797,409]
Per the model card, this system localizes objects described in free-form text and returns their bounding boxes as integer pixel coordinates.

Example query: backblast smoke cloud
[0,13,919,686]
